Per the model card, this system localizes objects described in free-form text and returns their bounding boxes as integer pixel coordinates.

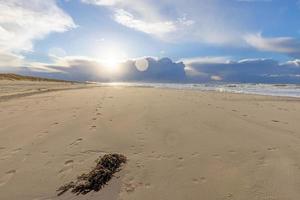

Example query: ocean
[96,82,300,98]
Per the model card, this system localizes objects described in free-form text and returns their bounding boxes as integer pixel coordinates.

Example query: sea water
[96,82,300,98]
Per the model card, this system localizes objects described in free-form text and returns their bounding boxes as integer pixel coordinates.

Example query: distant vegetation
[0,73,73,83]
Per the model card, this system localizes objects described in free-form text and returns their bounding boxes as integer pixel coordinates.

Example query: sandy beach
[0,81,300,200]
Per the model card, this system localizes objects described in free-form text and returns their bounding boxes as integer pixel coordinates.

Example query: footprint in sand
[256,155,267,166]
[224,193,234,200]
[267,147,278,151]
[212,154,221,159]
[0,147,5,151]
[145,183,151,189]
[192,178,199,184]
[0,153,12,160]
[200,176,207,183]
[178,157,184,161]
[37,131,48,138]
[271,120,280,123]
[191,152,200,158]
[58,160,74,176]
[124,182,136,193]
[69,138,83,146]
[0,170,16,187]
[192,177,206,184]
[11,148,22,154]
[135,161,144,169]
[64,160,74,165]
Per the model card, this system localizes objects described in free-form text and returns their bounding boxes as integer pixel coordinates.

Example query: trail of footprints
[122,141,283,196]
[54,95,109,178]
[90,98,104,130]
[127,137,283,194]
[0,145,31,187]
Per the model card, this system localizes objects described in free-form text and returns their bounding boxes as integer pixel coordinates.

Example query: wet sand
[0,81,300,200]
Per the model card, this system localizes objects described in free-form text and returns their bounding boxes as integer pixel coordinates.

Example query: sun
[98,45,128,73]
[103,55,120,73]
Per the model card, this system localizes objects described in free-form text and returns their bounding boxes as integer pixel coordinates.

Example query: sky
[0,0,300,83]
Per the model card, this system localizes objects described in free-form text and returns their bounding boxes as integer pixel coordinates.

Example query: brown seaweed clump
[57,153,127,196]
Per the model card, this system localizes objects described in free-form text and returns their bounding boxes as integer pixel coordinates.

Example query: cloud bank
[185,57,300,83]
[3,55,299,84]
[7,56,186,83]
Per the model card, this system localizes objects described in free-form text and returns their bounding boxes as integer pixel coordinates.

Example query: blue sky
[34,0,300,61]
[0,0,300,83]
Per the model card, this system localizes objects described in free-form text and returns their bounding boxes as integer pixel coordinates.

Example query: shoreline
[1,80,300,102]
[95,82,300,99]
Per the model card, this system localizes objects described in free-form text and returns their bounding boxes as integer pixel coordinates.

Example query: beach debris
[57,153,127,196]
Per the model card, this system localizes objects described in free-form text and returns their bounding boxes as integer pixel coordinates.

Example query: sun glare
[99,45,127,73]
[103,56,120,72]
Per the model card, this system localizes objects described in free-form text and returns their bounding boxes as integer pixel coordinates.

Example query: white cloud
[81,0,122,6]
[114,9,194,39]
[0,0,75,67]
[81,0,247,44]
[180,56,232,64]
[114,9,176,37]
[0,52,24,68]
[82,0,195,39]
[237,58,272,63]
[284,59,300,67]
[244,33,300,57]
[210,75,223,81]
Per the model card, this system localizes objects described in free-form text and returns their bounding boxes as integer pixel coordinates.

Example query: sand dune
[0,82,300,200]
[0,79,90,102]
[0,74,73,82]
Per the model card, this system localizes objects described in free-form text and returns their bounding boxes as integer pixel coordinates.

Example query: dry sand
[0,81,300,200]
